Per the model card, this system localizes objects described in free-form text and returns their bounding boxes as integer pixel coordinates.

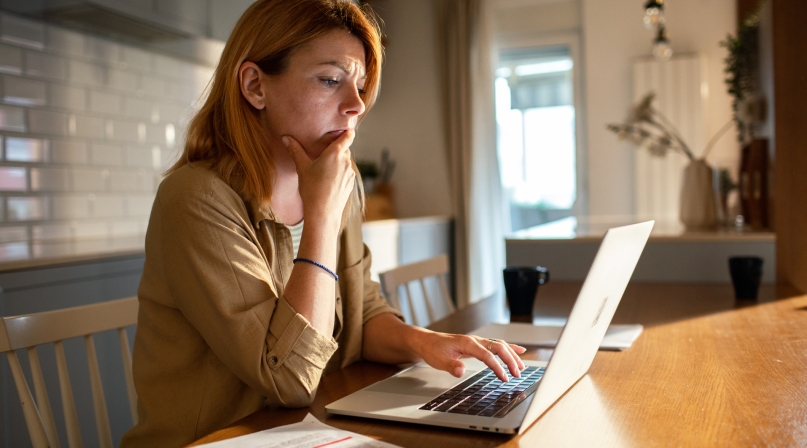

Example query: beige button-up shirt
[121,162,401,447]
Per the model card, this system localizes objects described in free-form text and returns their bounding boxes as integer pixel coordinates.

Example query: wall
[1,255,144,447]
[354,0,453,219]
[582,0,736,217]
[0,11,215,260]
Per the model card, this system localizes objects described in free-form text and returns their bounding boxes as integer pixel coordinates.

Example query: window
[495,46,580,231]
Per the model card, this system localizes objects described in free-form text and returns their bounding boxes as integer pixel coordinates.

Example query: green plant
[356,160,379,179]
[607,93,734,162]
[720,3,763,144]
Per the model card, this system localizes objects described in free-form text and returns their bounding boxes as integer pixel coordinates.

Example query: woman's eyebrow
[319,61,366,78]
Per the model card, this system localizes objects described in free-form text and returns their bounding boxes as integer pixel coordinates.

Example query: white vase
[679,159,718,230]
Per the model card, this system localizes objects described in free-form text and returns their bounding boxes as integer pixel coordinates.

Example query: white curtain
[436,0,506,306]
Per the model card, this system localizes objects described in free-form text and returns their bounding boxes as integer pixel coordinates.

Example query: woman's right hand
[283,131,356,226]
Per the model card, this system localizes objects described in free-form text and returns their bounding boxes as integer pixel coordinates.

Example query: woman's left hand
[412,330,526,382]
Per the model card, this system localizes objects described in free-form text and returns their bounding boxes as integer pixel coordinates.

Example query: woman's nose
[341,87,366,116]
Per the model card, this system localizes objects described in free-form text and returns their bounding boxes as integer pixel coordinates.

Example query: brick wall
[0,12,215,261]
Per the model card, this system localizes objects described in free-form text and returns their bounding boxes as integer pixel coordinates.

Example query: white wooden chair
[0,297,139,448]
[379,254,456,327]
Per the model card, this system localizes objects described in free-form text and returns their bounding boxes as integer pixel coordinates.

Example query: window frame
[495,31,588,225]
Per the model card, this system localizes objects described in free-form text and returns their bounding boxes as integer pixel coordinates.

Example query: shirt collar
[246,197,278,229]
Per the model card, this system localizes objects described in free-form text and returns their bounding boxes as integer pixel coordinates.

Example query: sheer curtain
[436,0,506,306]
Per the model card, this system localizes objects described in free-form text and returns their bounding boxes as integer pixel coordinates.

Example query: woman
[122,1,525,446]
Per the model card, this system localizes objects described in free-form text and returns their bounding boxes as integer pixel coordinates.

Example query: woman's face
[259,30,367,159]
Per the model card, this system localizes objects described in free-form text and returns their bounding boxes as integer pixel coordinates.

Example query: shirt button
[269,356,278,366]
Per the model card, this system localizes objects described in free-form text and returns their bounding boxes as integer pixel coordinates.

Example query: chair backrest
[379,254,456,327]
[0,297,139,448]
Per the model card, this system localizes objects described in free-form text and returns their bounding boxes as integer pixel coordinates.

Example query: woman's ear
[238,61,266,110]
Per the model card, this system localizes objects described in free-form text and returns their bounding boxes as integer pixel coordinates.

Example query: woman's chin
[304,142,329,159]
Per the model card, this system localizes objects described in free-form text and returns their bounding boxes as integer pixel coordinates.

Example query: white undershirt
[286,220,304,258]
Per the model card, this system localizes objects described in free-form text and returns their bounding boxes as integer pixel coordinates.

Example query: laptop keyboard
[418,365,545,418]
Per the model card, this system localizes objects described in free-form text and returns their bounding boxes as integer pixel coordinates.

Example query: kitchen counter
[506,216,776,283]
[0,236,145,272]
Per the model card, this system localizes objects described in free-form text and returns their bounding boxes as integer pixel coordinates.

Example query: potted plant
[607,93,734,230]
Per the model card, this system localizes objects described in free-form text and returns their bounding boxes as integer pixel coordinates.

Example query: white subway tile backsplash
[6,137,49,162]
[164,123,176,147]
[140,76,168,97]
[126,194,155,217]
[167,82,197,102]
[1,15,45,50]
[122,97,152,120]
[89,90,121,115]
[84,36,120,63]
[48,83,86,110]
[0,13,220,246]
[153,54,182,78]
[51,195,89,219]
[110,120,139,142]
[28,109,68,135]
[110,220,142,237]
[71,168,107,191]
[152,146,163,170]
[71,114,105,139]
[144,123,166,145]
[6,196,48,221]
[108,69,138,92]
[121,46,150,70]
[108,170,138,192]
[0,44,22,75]
[2,75,46,105]
[137,173,157,192]
[32,223,72,240]
[0,225,26,242]
[72,220,108,238]
[90,143,123,166]
[0,241,28,258]
[160,103,186,124]
[0,105,26,132]
[193,66,214,86]
[24,51,67,80]
[68,60,107,86]
[50,140,87,164]
[31,167,69,190]
[125,146,153,168]
[46,26,85,56]
[0,167,26,191]
[92,194,124,218]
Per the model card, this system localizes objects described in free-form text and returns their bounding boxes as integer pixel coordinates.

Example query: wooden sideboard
[506,217,775,283]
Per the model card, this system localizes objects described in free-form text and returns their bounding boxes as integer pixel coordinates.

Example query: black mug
[503,266,550,323]
[728,256,763,300]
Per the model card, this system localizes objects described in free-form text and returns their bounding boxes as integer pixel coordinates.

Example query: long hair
[168,0,383,202]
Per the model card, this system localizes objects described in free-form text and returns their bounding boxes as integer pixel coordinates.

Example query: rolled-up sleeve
[157,187,337,407]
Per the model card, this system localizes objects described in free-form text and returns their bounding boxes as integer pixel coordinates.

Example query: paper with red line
[197,413,400,448]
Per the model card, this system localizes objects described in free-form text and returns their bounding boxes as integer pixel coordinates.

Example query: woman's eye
[358,88,366,95]
[322,78,338,87]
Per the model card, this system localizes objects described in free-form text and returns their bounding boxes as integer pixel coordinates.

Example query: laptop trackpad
[364,365,473,397]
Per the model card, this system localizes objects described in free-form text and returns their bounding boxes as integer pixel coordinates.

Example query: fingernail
[281,136,290,147]
[454,367,463,377]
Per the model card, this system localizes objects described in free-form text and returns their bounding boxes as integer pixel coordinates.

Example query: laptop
[326,221,654,435]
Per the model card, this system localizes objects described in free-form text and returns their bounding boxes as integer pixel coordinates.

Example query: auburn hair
[167,0,383,202]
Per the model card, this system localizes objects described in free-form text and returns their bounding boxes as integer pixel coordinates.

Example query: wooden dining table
[190,281,807,447]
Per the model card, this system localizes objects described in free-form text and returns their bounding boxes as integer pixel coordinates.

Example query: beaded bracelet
[293,258,339,281]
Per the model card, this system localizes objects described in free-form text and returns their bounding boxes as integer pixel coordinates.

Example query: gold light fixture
[643,0,665,30]
[652,26,673,61]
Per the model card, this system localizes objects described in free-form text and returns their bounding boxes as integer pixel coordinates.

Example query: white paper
[197,413,401,448]
[470,322,643,351]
